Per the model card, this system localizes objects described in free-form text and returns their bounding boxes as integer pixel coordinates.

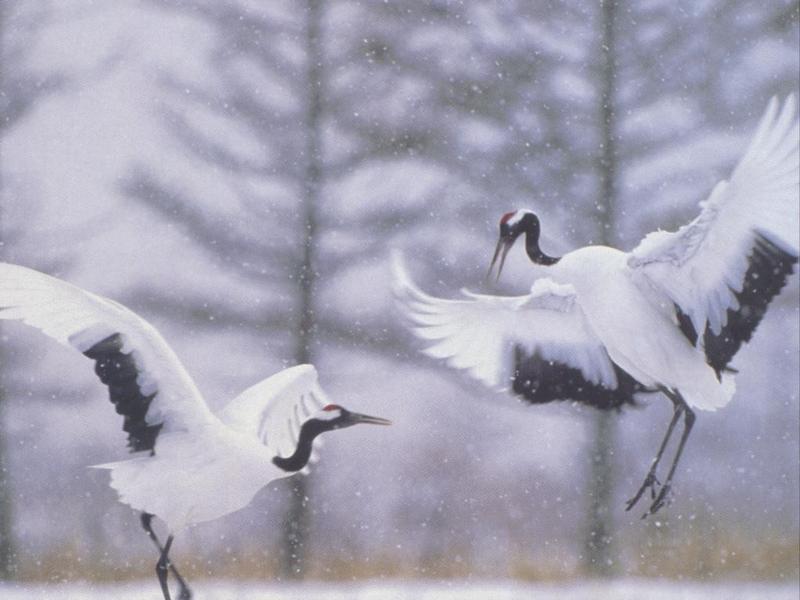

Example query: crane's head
[272,403,392,472]
[487,209,541,282]
[315,404,392,430]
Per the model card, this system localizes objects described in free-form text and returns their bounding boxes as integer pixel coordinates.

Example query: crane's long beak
[486,237,513,283]
[350,412,392,426]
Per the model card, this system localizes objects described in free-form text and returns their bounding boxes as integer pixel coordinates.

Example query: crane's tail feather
[88,457,152,513]
[681,371,736,412]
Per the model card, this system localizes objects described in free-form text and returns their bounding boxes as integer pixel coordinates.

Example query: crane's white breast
[553,247,729,410]
[105,427,287,532]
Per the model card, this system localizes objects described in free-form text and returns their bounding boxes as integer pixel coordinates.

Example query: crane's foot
[625,471,660,512]
[641,483,672,519]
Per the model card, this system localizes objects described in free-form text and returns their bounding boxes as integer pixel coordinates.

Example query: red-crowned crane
[0,264,390,600]
[393,96,799,517]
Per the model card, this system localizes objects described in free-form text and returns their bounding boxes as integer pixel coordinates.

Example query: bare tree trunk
[279,0,323,580]
[0,1,17,580]
[0,379,14,581]
[584,0,619,578]
[0,161,13,585]
[585,410,616,576]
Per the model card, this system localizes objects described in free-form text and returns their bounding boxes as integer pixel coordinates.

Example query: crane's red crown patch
[500,211,517,225]
[322,404,342,411]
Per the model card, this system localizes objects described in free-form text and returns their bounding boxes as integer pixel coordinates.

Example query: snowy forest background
[0,0,798,588]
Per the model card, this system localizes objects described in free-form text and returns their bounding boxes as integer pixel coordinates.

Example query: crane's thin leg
[644,399,695,517]
[142,514,191,600]
[156,534,174,600]
[625,390,683,512]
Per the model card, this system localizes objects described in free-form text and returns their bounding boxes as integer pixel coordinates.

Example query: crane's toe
[625,471,661,512]
[642,483,673,519]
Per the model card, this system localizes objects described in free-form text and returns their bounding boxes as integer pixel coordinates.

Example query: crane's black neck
[272,418,332,473]
[524,228,560,266]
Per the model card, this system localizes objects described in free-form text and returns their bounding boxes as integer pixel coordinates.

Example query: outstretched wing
[392,253,643,407]
[629,96,799,375]
[0,263,215,453]
[218,364,329,459]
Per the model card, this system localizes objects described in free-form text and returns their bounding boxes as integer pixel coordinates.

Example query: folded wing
[392,253,643,407]
[218,364,329,460]
[0,263,215,453]
[629,96,799,376]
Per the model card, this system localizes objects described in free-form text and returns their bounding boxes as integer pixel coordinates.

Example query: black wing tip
[83,332,163,454]
[125,421,163,453]
[704,232,798,376]
[511,346,640,411]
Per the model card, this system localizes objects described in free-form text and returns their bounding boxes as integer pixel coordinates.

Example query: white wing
[218,364,329,459]
[0,263,215,450]
[392,253,619,391]
[629,96,799,342]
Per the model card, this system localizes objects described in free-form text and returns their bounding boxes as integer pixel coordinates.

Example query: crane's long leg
[625,390,683,512]
[141,514,192,600]
[644,396,696,517]
[155,534,174,600]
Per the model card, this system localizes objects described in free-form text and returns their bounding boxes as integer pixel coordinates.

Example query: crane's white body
[103,365,332,530]
[0,263,332,532]
[101,421,289,531]
[394,96,798,412]
[552,246,733,410]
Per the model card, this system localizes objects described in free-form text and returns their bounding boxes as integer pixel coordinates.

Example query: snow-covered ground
[0,579,797,600]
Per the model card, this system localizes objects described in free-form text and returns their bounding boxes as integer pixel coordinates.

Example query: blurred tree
[584,0,619,577]
[0,1,68,134]
[0,0,70,580]
[124,0,438,579]
[584,0,797,574]
[358,0,799,576]
[0,0,121,578]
